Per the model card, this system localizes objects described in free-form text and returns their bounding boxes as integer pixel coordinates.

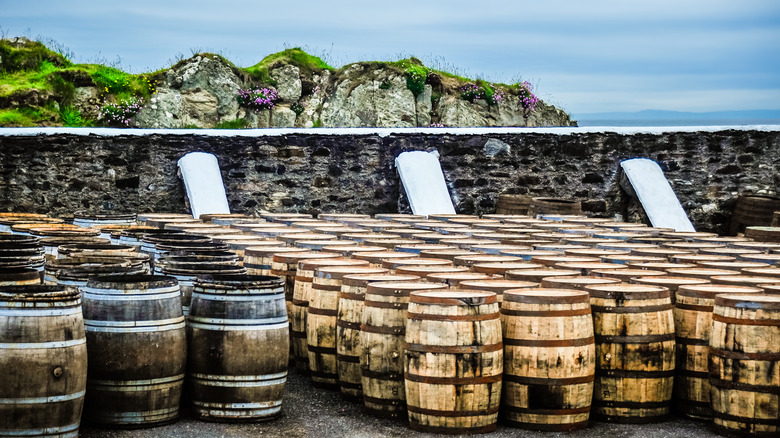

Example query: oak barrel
[404,290,503,434]
[496,194,532,215]
[584,284,676,423]
[360,281,445,418]
[187,275,288,421]
[308,266,387,391]
[729,194,780,235]
[0,285,87,437]
[673,284,762,421]
[500,289,595,431]
[291,258,369,374]
[709,294,780,437]
[81,275,186,427]
[336,272,419,401]
[528,198,583,217]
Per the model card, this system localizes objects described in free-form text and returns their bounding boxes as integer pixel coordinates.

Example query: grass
[59,106,91,127]
[244,48,333,85]
[214,118,248,129]
[0,107,54,127]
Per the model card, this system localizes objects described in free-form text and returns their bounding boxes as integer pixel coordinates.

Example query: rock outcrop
[131,52,574,128]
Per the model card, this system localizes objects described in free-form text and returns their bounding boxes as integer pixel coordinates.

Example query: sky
[3,0,779,116]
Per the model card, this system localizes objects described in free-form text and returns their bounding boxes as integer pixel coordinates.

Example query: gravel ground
[80,369,722,438]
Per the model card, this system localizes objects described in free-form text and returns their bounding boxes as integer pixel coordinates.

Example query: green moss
[0,39,71,73]
[0,107,54,127]
[243,48,332,85]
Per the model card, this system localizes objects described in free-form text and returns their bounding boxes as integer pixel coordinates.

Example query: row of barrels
[3,211,780,436]
[1,274,289,436]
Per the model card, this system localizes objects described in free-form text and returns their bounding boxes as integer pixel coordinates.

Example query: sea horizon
[575,118,780,127]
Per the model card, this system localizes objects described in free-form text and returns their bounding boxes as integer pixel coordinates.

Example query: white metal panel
[620,158,695,232]
[395,151,456,216]
[177,152,230,219]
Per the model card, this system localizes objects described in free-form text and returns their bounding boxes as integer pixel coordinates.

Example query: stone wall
[0,127,777,234]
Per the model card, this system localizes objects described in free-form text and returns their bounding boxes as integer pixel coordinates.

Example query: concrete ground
[79,370,721,438]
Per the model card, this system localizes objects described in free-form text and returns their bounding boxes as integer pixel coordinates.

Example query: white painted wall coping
[1,125,779,138]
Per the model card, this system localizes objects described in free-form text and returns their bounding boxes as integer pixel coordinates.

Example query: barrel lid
[596,242,658,251]
[697,261,770,271]
[759,284,780,293]
[342,273,421,287]
[194,274,284,290]
[555,262,628,272]
[0,284,77,302]
[672,254,736,263]
[315,266,388,279]
[279,233,334,242]
[540,275,622,289]
[564,248,630,257]
[506,269,581,279]
[591,268,667,282]
[86,274,179,290]
[666,268,739,279]
[676,284,762,298]
[274,252,338,264]
[714,294,780,310]
[381,258,452,270]
[627,262,697,270]
[394,244,457,254]
[600,255,667,264]
[471,262,544,275]
[244,246,303,257]
[453,255,521,266]
[631,276,711,289]
[742,267,780,277]
[531,255,601,266]
[584,283,670,299]
[426,272,494,282]
[352,251,420,264]
[366,281,447,295]
[711,275,780,287]
[503,288,590,304]
[299,258,369,270]
[0,267,41,282]
[459,279,538,292]
[418,249,476,260]
[160,264,246,275]
[409,290,497,306]
[0,234,41,244]
[395,265,469,276]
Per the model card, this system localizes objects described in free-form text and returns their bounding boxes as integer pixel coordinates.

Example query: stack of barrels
[2,210,780,437]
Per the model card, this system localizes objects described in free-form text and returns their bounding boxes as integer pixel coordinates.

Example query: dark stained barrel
[81,275,186,427]
[187,275,288,421]
[0,285,87,437]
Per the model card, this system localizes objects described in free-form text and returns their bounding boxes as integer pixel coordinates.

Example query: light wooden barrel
[540,275,621,290]
[82,275,186,427]
[500,289,595,431]
[0,285,87,437]
[308,266,387,390]
[187,275,289,421]
[291,258,369,374]
[404,290,503,434]
[631,275,711,303]
[496,194,532,215]
[506,268,580,284]
[336,273,420,401]
[709,294,780,437]
[584,284,675,423]
[458,279,538,305]
[271,251,338,364]
[243,246,302,276]
[673,284,762,420]
[360,282,446,418]
[528,198,583,217]
[425,271,495,287]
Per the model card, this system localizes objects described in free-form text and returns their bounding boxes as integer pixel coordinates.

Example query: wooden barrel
[0,285,87,437]
[709,294,780,437]
[308,266,388,391]
[0,267,41,285]
[291,258,369,374]
[673,284,762,421]
[496,194,532,215]
[540,275,621,290]
[631,275,711,302]
[336,273,420,401]
[271,251,339,364]
[426,271,496,287]
[158,262,246,317]
[500,289,595,431]
[730,194,780,235]
[584,284,675,423]
[360,282,446,418]
[458,279,537,305]
[591,268,667,283]
[81,275,186,427]
[506,268,580,284]
[528,198,583,217]
[394,265,469,278]
[243,246,300,276]
[187,275,288,421]
[471,262,544,276]
[404,290,503,434]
